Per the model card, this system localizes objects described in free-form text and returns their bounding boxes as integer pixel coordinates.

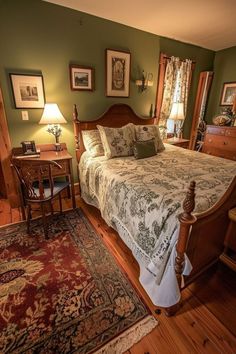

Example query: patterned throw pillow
[82,130,104,157]
[97,124,135,159]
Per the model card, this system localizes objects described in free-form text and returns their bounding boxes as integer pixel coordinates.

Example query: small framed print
[70,65,94,91]
[10,73,45,109]
[106,49,131,97]
[220,82,236,106]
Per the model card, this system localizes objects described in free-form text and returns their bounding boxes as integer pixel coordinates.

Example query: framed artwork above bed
[106,49,131,97]
[69,65,94,91]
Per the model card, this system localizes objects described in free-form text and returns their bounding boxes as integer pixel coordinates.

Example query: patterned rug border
[93,315,158,354]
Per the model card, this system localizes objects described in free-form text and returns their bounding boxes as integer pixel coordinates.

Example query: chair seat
[29,181,69,201]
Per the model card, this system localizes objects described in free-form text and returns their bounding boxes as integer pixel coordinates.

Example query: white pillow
[82,130,104,157]
[134,125,165,152]
[97,124,135,159]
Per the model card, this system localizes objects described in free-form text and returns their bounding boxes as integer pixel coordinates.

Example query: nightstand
[164,138,190,149]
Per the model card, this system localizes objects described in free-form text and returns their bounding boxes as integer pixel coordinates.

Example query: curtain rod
[162,54,196,64]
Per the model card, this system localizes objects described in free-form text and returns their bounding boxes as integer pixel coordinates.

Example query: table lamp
[169,102,185,139]
[39,103,67,150]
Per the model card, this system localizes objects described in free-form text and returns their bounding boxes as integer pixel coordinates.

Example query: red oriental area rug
[0,209,157,353]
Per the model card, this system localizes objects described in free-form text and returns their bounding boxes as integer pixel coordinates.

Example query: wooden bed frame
[73,103,236,315]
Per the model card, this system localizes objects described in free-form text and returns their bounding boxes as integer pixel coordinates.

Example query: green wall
[206,46,236,123]
[0,0,215,180]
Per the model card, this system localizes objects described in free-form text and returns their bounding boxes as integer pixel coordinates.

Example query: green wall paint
[0,0,215,180]
[206,46,236,123]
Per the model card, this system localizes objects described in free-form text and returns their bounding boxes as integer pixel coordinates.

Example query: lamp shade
[169,102,185,121]
[39,103,67,124]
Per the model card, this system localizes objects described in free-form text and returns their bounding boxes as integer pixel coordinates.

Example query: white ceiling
[44,0,236,51]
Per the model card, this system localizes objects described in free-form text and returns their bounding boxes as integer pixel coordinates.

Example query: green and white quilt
[79,144,236,306]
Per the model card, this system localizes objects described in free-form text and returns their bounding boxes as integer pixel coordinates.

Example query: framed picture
[70,65,94,91]
[106,49,131,97]
[10,74,45,109]
[220,82,236,106]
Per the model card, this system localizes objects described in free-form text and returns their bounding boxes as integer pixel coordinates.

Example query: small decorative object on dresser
[212,114,231,126]
[202,125,236,160]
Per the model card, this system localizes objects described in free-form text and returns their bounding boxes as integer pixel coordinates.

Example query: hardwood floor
[1,196,236,353]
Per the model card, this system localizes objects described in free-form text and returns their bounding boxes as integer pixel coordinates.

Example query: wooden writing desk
[12,143,76,216]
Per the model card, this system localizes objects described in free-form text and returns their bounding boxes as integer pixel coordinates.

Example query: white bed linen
[79,144,236,307]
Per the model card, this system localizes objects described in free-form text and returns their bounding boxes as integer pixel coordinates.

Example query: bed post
[165,181,197,316]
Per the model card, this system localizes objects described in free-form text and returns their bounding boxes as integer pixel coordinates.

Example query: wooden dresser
[202,125,236,161]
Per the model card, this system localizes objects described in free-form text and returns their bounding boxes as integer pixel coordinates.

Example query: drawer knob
[223,141,228,145]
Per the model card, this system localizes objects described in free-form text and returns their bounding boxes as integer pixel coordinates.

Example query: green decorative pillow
[133,139,157,159]
[134,125,165,152]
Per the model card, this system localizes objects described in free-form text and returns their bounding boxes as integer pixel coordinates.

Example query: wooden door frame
[0,86,20,207]
[189,71,214,150]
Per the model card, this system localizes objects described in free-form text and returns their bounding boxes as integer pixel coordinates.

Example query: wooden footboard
[167,176,236,315]
[186,176,236,281]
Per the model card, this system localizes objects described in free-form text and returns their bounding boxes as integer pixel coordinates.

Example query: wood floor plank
[1,195,236,353]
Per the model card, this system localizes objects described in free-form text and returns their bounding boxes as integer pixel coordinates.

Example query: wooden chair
[12,158,70,239]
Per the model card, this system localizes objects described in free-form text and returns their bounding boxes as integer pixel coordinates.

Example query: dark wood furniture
[220,207,236,271]
[73,103,236,315]
[164,137,190,148]
[12,143,76,218]
[12,158,70,238]
[202,125,236,160]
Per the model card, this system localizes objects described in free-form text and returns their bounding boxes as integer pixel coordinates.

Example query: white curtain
[158,57,192,139]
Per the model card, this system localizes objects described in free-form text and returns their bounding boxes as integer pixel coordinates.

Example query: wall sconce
[39,103,67,150]
[135,71,153,92]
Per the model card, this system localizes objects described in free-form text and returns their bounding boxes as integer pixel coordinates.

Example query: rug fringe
[94,315,158,354]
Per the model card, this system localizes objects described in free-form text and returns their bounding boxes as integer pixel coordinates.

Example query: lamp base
[55,143,62,151]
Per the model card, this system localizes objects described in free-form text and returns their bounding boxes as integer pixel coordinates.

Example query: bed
[73,103,236,315]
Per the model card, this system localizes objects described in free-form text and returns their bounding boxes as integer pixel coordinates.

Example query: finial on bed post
[165,181,197,317]
[176,181,197,282]
[73,104,80,150]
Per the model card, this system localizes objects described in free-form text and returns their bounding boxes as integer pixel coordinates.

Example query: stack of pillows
[82,123,165,160]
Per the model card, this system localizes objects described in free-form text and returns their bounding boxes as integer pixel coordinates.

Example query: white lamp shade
[39,103,67,124]
[169,102,185,121]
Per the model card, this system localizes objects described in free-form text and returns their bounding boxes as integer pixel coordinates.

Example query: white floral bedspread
[79,144,236,306]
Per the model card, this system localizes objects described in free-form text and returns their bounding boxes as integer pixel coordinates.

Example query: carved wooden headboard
[73,103,157,163]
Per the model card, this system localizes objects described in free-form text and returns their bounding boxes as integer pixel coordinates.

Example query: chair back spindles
[11,158,70,239]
